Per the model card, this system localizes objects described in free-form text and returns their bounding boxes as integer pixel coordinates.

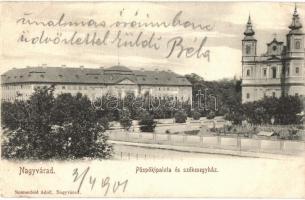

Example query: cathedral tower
[242,15,257,61]
[285,5,305,96]
[241,4,305,103]
[242,15,257,102]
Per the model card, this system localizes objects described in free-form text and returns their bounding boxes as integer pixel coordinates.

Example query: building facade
[242,6,305,103]
[1,65,192,103]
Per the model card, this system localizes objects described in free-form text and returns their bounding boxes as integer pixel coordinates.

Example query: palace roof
[1,65,192,86]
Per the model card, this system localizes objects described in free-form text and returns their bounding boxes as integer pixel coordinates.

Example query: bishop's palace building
[242,6,305,103]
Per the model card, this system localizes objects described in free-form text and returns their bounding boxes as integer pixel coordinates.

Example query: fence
[113,151,159,160]
[106,130,305,155]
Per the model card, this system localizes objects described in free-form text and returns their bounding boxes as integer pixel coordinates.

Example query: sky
[0,2,304,80]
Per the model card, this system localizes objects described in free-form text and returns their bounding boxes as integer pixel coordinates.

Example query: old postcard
[0,1,304,198]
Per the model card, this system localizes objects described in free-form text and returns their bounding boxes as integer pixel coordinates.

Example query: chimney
[99,66,104,69]
[80,65,84,70]
[140,68,144,71]
[41,64,47,68]
[61,64,66,68]
[26,66,30,68]
[154,68,159,71]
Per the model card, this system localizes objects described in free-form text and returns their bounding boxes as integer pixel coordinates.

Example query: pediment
[116,78,137,85]
[267,39,283,46]
[267,55,282,61]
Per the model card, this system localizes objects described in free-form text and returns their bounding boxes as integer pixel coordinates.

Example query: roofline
[267,42,284,46]
[1,66,192,86]
[1,81,192,87]
[242,83,305,87]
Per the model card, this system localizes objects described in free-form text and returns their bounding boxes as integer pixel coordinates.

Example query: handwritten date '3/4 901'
[72,167,128,196]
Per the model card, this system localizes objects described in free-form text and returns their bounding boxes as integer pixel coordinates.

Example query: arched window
[296,67,300,74]
[263,68,267,76]
[272,67,277,78]
[295,40,301,49]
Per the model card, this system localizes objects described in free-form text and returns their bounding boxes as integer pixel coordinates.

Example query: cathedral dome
[105,65,132,72]
[244,15,256,40]
[289,5,303,33]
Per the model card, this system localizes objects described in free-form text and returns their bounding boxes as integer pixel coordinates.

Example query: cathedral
[241,5,305,103]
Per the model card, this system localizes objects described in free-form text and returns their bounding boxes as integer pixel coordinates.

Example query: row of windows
[3,84,187,96]
[142,87,179,91]
[246,68,277,78]
[2,85,31,90]
[2,94,30,101]
[246,92,277,99]
[287,66,300,75]
[35,85,92,90]
[151,96,189,101]
[61,85,88,90]
[245,39,302,57]
[246,92,301,99]
[2,93,190,101]
[246,66,300,78]
[33,85,181,91]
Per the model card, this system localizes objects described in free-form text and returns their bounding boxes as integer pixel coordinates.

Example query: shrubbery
[139,111,156,132]
[225,96,304,125]
[206,111,216,119]
[174,110,187,123]
[119,109,132,130]
[192,111,201,120]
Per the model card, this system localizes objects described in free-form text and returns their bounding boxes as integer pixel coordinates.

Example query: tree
[1,86,113,160]
[139,111,156,132]
[275,96,303,125]
[185,73,242,116]
[2,86,55,159]
[52,93,97,125]
[1,100,28,130]
[119,109,132,130]
[224,96,304,125]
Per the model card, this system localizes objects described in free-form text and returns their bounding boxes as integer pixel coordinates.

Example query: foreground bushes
[139,111,156,132]
[1,86,113,160]
[192,111,201,120]
[119,109,132,130]
[206,111,216,119]
[174,110,187,123]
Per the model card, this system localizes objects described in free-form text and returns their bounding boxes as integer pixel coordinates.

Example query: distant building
[1,65,192,102]
[242,6,305,103]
